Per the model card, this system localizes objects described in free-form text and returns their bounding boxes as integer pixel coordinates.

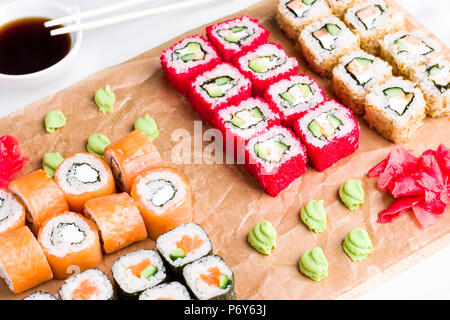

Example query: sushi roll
[54,152,116,213]
[344,0,404,55]
[276,0,332,40]
[156,222,212,274]
[9,169,68,234]
[0,226,53,294]
[264,74,326,127]
[206,15,270,62]
[139,281,191,300]
[379,31,441,79]
[0,188,25,236]
[244,125,308,197]
[182,255,235,300]
[299,15,359,78]
[38,211,102,280]
[23,291,57,300]
[215,97,280,160]
[104,130,163,193]
[234,43,299,97]
[332,50,392,116]
[161,35,221,96]
[131,166,193,240]
[84,193,147,254]
[188,62,252,125]
[412,58,449,118]
[112,249,167,300]
[59,268,114,300]
[293,99,360,172]
[364,77,426,144]
[326,0,364,18]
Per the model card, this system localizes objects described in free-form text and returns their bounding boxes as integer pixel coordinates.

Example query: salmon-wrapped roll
[9,169,68,234]
[38,212,102,280]
[0,226,53,293]
[84,193,147,254]
[0,189,25,236]
[54,153,116,213]
[104,130,163,193]
[131,166,193,240]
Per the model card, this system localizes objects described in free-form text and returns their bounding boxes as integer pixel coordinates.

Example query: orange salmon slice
[72,279,100,300]
[127,259,152,278]
[357,5,376,19]
[200,267,223,287]
[176,234,204,254]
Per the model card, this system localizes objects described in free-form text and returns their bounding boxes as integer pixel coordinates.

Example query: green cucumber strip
[169,248,186,261]
[219,275,230,289]
[141,265,158,279]
[383,87,404,97]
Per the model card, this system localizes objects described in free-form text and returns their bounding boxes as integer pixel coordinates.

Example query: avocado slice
[141,265,158,279]
[327,114,342,128]
[169,248,186,261]
[326,23,341,36]
[180,53,196,62]
[219,275,229,289]
[302,0,316,4]
[308,120,322,138]
[383,87,404,98]
[250,107,264,120]
[215,76,232,86]
[274,141,289,153]
[186,42,202,52]
[249,57,270,73]
[206,87,224,98]
[231,26,246,33]
[354,57,373,67]
[299,83,312,97]
[225,34,241,43]
[280,91,296,104]
[428,64,440,77]
[394,39,408,53]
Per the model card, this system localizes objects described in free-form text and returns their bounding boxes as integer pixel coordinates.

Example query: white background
[0,0,449,299]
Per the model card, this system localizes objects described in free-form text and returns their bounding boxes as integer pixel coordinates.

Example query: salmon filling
[72,279,100,300]
[356,4,384,30]
[176,234,204,254]
[126,259,157,279]
[395,35,433,56]
[200,267,224,287]
[286,0,316,18]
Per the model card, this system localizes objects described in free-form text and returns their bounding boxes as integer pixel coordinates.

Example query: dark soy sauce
[0,17,72,75]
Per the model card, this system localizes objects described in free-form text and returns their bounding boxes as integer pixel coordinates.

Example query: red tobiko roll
[244,125,307,197]
[160,35,221,96]
[233,43,299,97]
[0,135,28,189]
[293,100,359,172]
[206,15,270,62]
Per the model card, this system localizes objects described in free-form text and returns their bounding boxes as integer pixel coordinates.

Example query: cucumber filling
[173,42,206,62]
[248,55,284,73]
[427,64,450,93]
[169,248,186,261]
[383,87,414,116]
[308,111,343,140]
[356,4,384,30]
[141,266,158,279]
[254,134,290,163]
[286,0,316,18]
[219,275,230,290]
[394,35,434,56]
[279,83,313,107]
[229,107,265,129]
[201,76,235,98]
[67,163,100,185]
[51,223,86,247]
[217,25,254,45]
[345,57,374,86]
[313,24,341,51]
[147,179,177,207]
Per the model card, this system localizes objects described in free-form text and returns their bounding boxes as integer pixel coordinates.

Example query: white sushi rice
[246,125,306,173]
[183,255,233,300]
[134,168,187,215]
[0,189,23,234]
[112,249,166,294]
[236,43,297,80]
[297,100,357,148]
[267,74,325,116]
[55,153,109,195]
[24,291,57,300]
[156,222,212,268]
[39,212,96,257]
[139,281,191,300]
[59,268,114,300]
[161,35,218,74]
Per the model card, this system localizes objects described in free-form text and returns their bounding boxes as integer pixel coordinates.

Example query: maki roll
[161,35,221,96]
[104,130,163,193]
[139,281,191,300]
[131,166,193,240]
[59,268,114,300]
[326,0,364,18]
[188,62,252,125]
[38,211,102,280]
[112,249,167,300]
[293,100,360,172]
[183,255,235,300]
[344,0,404,55]
[234,43,299,97]
[156,222,212,274]
[215,97,280,160]
[23,291,57,300]
[264,74,326,127]
[364,77,426,144]
[9,169,69,234]
[412,58,449,118]
[379,31,441,79]
[299,15,359,78]
[84,193,147,254]
[54,152,116,213]
[276,0,332,40]
[332,50,392,116]
[0,226,53,294]
[244,125,308,197]
[206,15,270,62]
[0,188,25,236]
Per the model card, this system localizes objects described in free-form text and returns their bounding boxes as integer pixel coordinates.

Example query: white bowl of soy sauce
[0,0,83,89]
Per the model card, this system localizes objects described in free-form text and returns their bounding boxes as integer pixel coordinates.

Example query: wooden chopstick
[49,0,219,36]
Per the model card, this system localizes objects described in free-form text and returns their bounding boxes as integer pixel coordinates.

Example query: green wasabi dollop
[95,85,115,114]
[300,200,326,233]
[86,134,111,158]
[247,221,277,255]
[44,110,66,133]
[134,114,159,141]
[339,179,364,211]
[343,228,373,262]
[298,247,328,281]
[42,152,64,178]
